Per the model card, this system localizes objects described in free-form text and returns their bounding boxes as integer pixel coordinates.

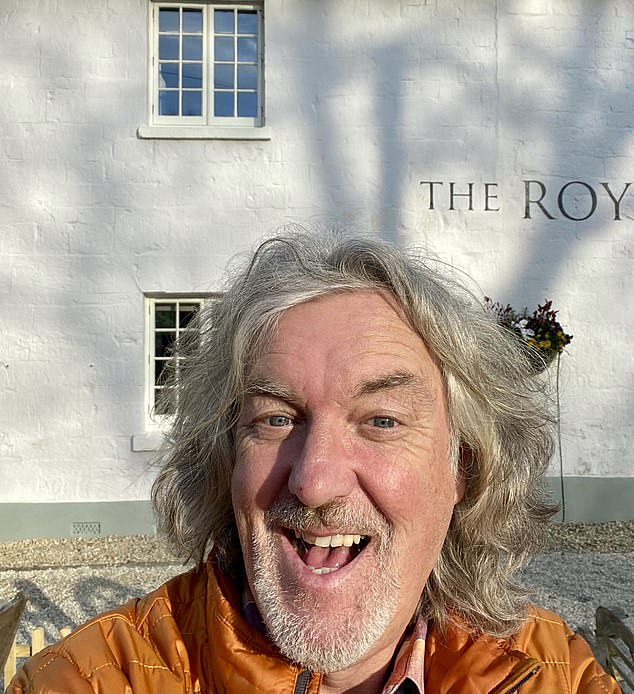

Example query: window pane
[182,8,203,34]
[155,359,170,385]
[237,92,257,117]
[155,332,175,358]
[214,9,234,34]
[159,8,179,33]
[214,63,234,89]
[159,90,179,115]
[214,91,234,116]
[179,304,199,328]
[182,63,202,88]
[237,37,257,62]
[215,37,234,61]
[183,35,202,61]
[182,90,202,116]
[154,387,172,415]
[159,35,179,60]
[155,304,176,328]
[237,64,257,90]
[159,63,179,88]
[237,11,257,35]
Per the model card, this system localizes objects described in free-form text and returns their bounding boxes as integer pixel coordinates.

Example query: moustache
[265,496,393,549]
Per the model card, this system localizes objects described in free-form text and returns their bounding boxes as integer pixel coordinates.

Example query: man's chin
[263,603,388,674]
[253,563,400,674]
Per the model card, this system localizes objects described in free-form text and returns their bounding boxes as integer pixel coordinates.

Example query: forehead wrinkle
[245,370,438,409]
[353,371,437,406]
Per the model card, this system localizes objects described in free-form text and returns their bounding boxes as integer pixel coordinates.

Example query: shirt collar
[382,615,427,694]
[242,584,426,694]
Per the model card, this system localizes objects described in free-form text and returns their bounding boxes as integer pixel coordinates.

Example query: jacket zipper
[500,664,541,694]
[293,661,540,694]
[294,668,311,694]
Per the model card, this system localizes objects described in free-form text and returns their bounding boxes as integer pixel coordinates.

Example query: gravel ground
[1,522,633,690]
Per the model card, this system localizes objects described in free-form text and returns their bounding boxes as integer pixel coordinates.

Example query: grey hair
[152,229,556,638]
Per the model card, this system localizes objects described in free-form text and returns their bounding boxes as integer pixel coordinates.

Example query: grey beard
[250,497,400,673]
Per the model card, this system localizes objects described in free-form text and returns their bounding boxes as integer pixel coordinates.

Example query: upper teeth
[295,531,363,547]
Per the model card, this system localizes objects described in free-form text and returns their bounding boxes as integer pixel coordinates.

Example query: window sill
[131,431,164,452]
[137,124,271,140]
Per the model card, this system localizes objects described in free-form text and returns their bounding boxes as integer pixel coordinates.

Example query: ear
[453,444,470,505]
[454,473,466,505]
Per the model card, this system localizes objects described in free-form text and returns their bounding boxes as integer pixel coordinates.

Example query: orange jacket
[10,561,620,694]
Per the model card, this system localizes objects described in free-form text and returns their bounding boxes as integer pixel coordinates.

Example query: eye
[267,415,292,427]
[371,416,397,429]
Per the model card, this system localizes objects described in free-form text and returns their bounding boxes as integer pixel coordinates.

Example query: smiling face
[232,291,463,681]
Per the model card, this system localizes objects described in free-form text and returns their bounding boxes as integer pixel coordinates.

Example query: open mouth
[287,529,370,575]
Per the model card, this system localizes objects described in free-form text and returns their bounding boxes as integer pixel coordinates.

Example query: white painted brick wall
[0,0,632,503]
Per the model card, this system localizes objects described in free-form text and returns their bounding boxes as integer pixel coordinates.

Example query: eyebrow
[244,378,302,407]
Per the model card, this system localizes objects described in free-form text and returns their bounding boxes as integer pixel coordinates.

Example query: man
[11,232,619,693]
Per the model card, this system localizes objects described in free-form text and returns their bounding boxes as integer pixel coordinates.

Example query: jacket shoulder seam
[26,650,66,678]
[540,660,571,665]
[532,614,566,627]
[540,655,571,692]
[26,648,118,684]
[119,659,172,672]
[136,594,172,629]
[57,639,119,679]
[136,572,206,629]
[64,611,138,640]
[585,671,616,694]
[46,646,174,679]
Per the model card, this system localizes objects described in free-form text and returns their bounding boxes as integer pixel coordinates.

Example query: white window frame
[144,295,211,425]
[139,1,271,140]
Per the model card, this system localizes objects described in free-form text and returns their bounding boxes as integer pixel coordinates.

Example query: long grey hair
[152,230,556,637]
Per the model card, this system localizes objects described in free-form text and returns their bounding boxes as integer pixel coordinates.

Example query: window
[146,297,206,419]
[148,2,264,128]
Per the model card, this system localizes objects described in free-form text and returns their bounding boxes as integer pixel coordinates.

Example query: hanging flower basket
[484,298,573,374]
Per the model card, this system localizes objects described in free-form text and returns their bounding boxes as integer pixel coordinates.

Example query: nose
[287,419,356,509]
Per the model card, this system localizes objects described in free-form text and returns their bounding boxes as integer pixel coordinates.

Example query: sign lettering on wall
[420,180,632,221]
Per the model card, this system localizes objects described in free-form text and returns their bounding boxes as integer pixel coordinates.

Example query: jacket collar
[206,560,312,692]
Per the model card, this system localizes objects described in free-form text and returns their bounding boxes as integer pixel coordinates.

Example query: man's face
[232,291,463,679]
